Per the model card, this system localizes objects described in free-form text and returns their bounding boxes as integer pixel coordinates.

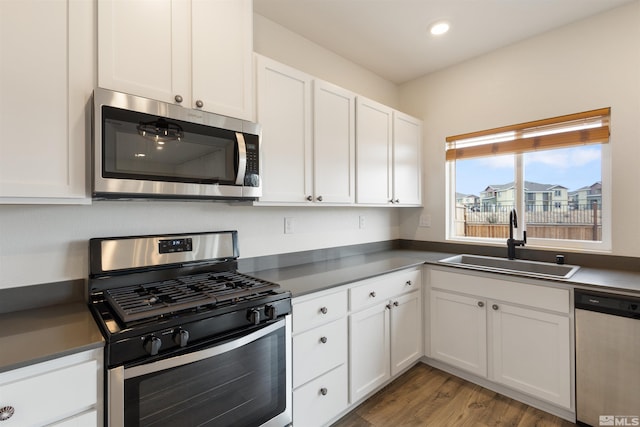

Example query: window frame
[445,110,612,253]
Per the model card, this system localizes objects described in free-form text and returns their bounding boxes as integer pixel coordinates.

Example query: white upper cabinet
[0,0,94,203]
[356,97,423,206]
[355,97,393,205]
[393,111,422,206]
[98,0,253,120]
[312,80,356,204]
[256,55,313,203]
[255,55,355,205]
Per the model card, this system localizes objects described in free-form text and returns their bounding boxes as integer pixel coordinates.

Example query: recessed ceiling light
[430,21,450,36]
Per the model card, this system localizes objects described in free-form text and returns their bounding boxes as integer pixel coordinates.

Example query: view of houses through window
[447,109,609,245]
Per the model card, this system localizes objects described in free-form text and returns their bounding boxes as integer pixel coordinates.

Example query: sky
[455,145,602,196]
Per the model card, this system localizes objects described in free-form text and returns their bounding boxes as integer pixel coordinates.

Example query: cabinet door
[392,111,422,206]
[491,302,571,409]
[313,81,355,204]
[293,364,348,427]
[430,290,487,377]
[293,318,347,388]
[98,0,189,104]
[355,97,392,204]
[390,290,423,376]
[349,303,390,403]
[191,0,253,120]
[255,55,313,203]
[0,0,92,202]
[0,359,97,426]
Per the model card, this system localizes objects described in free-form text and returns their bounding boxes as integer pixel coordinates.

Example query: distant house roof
[484,181,567,193]
[456,192,478,199]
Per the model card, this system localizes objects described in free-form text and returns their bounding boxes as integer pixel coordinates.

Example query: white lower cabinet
[430,290,487,377]
[491,302,571,408]
[293,364,348,427]
[349,269,423,404]
[427,267,572,412]
[292,290,348,427]
[0,348,103,426]
[292,267,424,426]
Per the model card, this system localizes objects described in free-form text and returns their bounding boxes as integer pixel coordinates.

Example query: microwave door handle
[235,133,247,185]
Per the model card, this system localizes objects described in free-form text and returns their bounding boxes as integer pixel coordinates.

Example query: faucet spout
[507,209,526,260]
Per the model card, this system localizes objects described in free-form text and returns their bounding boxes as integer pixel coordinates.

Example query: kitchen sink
[438,254,580,279]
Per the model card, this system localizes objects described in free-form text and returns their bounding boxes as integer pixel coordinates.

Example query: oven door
[108,316,291,427]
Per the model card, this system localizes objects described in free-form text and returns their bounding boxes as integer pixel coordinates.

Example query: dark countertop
[249,250,454,297]
[249,249,640,298]
[3,248,639,375]
[0,303,104,373]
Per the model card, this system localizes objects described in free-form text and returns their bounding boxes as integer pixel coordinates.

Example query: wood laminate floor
[331,363,576,427]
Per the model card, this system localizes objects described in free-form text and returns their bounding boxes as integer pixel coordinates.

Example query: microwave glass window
[102,106,238,185]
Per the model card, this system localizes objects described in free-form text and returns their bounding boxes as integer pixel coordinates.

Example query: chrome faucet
[507,209,526,260]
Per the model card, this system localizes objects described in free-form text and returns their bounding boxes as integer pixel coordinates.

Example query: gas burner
[104,271,280,325]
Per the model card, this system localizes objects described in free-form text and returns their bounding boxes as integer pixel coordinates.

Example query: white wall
[254,14,399,108]
[0,202,398,288]
[398,1,640,257]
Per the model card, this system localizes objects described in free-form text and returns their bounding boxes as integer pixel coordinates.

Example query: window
[447,108,610,251]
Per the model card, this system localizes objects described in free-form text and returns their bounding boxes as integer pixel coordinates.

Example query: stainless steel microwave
[92,88,261,200]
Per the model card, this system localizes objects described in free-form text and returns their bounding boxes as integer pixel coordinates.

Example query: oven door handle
[124,319,285,379]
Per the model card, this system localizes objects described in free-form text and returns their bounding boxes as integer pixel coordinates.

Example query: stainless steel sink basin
[438,254,580,279]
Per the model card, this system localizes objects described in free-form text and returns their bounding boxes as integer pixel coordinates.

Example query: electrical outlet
[419,214,431,227]
[284,217,295,234]
[359,215,366,229]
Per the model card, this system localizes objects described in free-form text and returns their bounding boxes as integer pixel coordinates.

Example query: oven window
[124,325,286,427]
[102,106,237,184]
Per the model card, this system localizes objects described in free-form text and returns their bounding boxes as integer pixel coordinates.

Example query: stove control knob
[248,308,261,325]
[265,304,277,320]
[143,336,162,356]
[173,329,189,348]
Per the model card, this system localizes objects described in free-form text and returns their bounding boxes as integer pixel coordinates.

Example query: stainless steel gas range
[88,231,292,427]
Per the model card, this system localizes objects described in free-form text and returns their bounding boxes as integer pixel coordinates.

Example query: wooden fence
[456,203,602,241]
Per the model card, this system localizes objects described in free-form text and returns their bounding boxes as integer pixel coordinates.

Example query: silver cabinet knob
[195,99,204,108]
[492,304,499,311]
[386,303,392,310]
[317,195,323,202]
[320,336,328,344]
[477,301,485,308]
[306,195,313,201]
[320,388,328,396]
[406,280,412,286]
[393,301,399,307]
[0,406,15,421]
[320,306,328,314]
[369,291,376,298]
[174,94,183,103]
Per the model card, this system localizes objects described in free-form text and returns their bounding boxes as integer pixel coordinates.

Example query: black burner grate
[104,271,279,324]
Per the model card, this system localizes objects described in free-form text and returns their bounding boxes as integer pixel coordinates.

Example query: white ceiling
[254,0,635,84]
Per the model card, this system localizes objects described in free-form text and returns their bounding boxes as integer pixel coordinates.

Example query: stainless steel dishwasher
[575,290,640,426]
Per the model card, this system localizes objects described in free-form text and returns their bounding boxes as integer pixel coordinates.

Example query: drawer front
[350,268,421,311]
[293,290,347,333]
[0,360,97,426]
[293,364,348,427]
[429,268,570,313]
[293,317,347,388]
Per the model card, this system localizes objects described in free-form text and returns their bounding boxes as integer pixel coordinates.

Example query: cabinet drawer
[293,364,348,427]
[350,268,421,311]
[293,290,347,333]
[429,268,569,313]
[0,359,97,426]
[293,317,347,388]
